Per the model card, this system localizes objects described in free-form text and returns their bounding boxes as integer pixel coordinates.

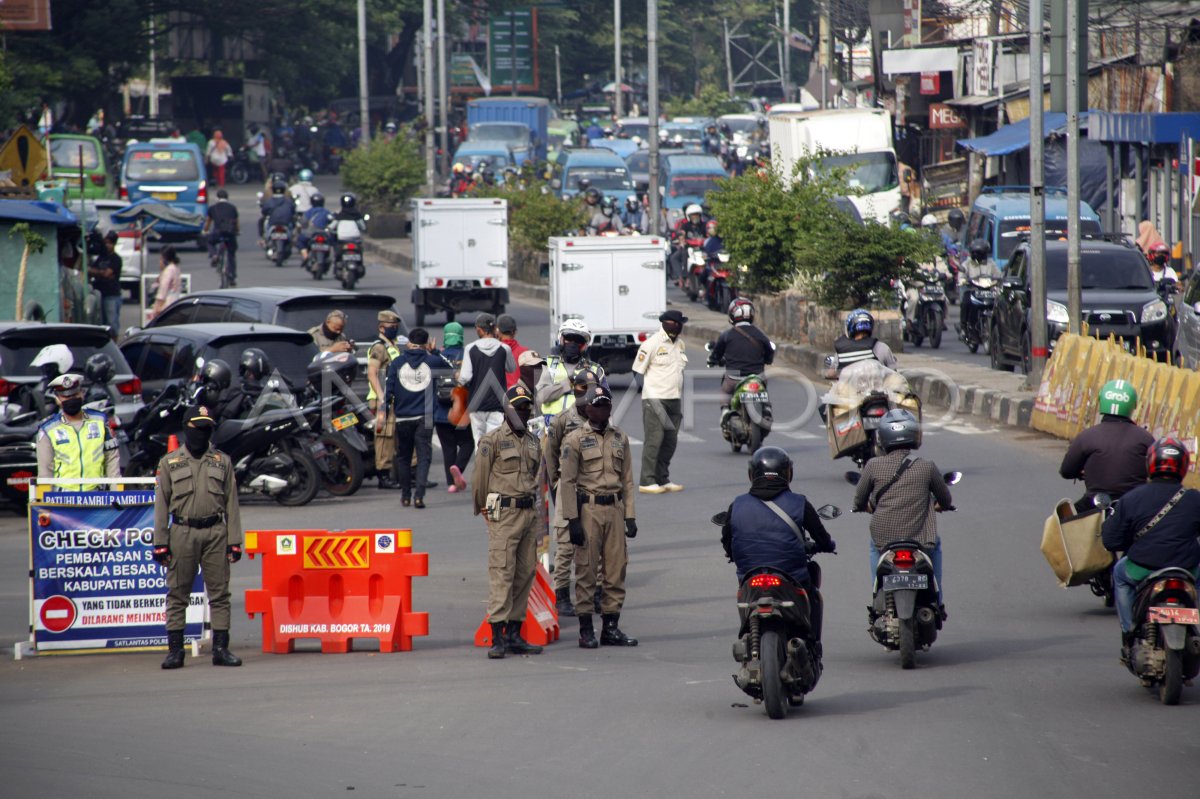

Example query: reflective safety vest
[367,337,403,401]
[41,410,108,491]
[834,336,881,370]
[540,356,604,417]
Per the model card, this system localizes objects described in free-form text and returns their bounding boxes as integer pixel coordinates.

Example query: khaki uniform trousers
[374,407,396,472]
[487,506,540,623]
[573,501,628,616]
[553,497,604,592]
[167,523,231,631]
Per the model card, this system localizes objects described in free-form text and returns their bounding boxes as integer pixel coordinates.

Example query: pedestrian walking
[152,405,243,669]
[205,129,233,187]
[367,310,405,490]
[384,328,452,509]
[458,313,515,443]
[36,374,120,489]
[436,321,474,493]
[633,309,688,494]
[558,385,639,648]
[148,246,182,321]
[473,384,545,659]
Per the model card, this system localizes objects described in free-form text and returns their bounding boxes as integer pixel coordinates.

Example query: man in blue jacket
[721,446,836,647]
[385,327,454,509]
[1103,437,1200,651]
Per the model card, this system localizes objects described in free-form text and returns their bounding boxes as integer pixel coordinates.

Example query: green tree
[339,129,425,212]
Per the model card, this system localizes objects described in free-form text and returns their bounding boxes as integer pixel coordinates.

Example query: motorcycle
[333,217,366,290]
[210,407,322,506]
[0,405,39,510]
[713,504,841,719]
[704,251,734,312]
[705,345,773,453]
[683,243,707,302]
[264,222,292,267]
[228,146,255,185]
[298,353,369,497]
[1123,566,1200,705]
[942,246,963,305]
[304,227,334,280]
[956,273,999,354]
[846,470,962,669]
[900,267,947,349]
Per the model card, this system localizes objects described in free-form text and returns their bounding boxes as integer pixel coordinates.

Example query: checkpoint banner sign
[29,491,207,653]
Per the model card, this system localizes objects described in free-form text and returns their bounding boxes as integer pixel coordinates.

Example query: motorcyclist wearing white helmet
[535,319,610,419]
[290,168,320,213]
[669,203,708,283]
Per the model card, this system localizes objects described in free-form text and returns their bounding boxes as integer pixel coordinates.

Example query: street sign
[0,125,48,187]
[929,103,967,129]
[489,8,539,91]
[303,535,370,569]
[920,72,941,95]
[39,595,77,634]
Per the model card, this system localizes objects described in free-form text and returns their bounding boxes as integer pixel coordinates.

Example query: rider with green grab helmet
[1060,377,1154,511]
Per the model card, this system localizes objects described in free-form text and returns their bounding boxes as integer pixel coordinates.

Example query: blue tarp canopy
[109,200,205,230]
[0,199,78,226]
[956,113,1088,157]
[1088,112,1200,145]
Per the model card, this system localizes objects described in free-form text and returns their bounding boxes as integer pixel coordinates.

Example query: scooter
[846,470,962,669]
[900,267,947,349]
[265,222,292,267]
[333,217,366,290]
[713,504,841,719]
[684,245,707,302]
[956,273,999,354]
[704,251,734,312]
[1124,566,1200,705]
[305,227,334,280]
[705,344,773,453]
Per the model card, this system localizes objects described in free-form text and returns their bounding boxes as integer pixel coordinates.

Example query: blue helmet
[298,168,314,183]
[845,309,874,337]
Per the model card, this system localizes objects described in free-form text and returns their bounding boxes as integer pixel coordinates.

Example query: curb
[368,237,1034,430]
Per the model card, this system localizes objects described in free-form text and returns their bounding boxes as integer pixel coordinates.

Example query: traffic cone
[167,434,179,452]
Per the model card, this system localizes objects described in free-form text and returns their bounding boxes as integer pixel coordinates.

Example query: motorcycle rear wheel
[230,163,250,185]
[274,449,320,507]
[927,307,943,349]
[749,422,764,452]
[898,617,917,670]
[1160,647,1184,705]
[760,630,787,719]
[320,434,365,497]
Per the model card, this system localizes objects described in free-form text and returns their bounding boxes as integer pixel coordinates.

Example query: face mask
[572,384,589,399]
[561,342,583,363]
[184,426,212,456]
[382,326,399,340]
[662,321,682,338]
[519,366,541,390]
[585,403,611,430]
[60,397,84,416]
[505,403,532,434]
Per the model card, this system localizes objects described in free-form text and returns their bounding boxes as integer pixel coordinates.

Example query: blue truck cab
[466,97,550,164]
[659,153,727,228]
[119,140,208,245]
[966,186,1103,270]
[450,141,515,173]
[553,149,635,200]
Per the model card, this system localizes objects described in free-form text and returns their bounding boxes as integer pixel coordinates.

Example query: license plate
[1149,606,1200,625]
[271,231,289,239]
[342,253,362,261]
[448,279,471,289]
[152,192,177,201]
[975,289,996,299]
[313,243,331,251]
[882,573,928,591]
[740,391,769,402]
[331,412,358,431]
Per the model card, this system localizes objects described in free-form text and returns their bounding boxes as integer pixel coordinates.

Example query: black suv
[990,239,1174,372]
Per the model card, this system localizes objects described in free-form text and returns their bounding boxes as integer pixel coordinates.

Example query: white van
[409,198,509,325]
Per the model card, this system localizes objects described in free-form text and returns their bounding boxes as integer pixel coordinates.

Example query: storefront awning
[881,47,959,76]
[1088,112,1200,145]
[957,113,1085,157]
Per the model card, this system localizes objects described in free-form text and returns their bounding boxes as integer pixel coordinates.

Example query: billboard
[0,0,52,31]
[489,8,538,93]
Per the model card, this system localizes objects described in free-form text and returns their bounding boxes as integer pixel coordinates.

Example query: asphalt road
[1,181,1196,798]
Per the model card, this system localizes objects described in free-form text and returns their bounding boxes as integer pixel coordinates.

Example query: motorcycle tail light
[749,574,782,588]
[744,381,761,392]
[1160,578,1189,592]
[866,406,887,417]
[0,377,13,397]
[893,549,915,568]
[346,242,358,251]
[119,185,128,200]
[116,377,142,396]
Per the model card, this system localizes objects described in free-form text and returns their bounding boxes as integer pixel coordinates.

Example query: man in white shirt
[632,310,688,494]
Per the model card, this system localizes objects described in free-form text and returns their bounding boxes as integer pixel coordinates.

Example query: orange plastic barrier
[474,563,560,648]
[244,528,429,653]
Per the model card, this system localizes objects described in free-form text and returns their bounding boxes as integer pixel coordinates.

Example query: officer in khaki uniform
[473,384,545,659]
[558,385,639,648]
[152,405,244,670]
[308,309,354,353]
[543,367,599,616]
[367,309,404,489]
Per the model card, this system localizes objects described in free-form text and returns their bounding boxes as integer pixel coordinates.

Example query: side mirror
[1193,301,1200,316]
[816,504,842,520]
[943,471,962,486]
[704,342,714,353]
[844,471,862,486]
[1093,491,1113,510]
[710,511,729,527]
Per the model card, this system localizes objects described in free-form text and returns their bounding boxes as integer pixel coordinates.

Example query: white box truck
[548,236,667,374]
[409,197,510,325]
[768,107,901,224]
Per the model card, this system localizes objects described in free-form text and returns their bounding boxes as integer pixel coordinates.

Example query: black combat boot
[161,630,185,670]
[505,621,543,655]
[211,630,243,667]
[600,613,638,646]
[555,587,576,617]
[578,614,599,649]
[487,622,507,659]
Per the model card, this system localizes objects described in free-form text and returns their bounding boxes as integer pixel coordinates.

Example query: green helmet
[1098,379,1137,418]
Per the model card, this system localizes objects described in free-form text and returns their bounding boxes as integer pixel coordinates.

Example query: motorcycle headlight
[975,277,996,289]
[1046,300,1069,325]
[1142,298,1168,323]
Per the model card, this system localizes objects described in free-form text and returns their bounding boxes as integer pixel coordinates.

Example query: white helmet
[558,318,592,343]
[685,203,703,218]
[921,213,939,229]
[31,343,74,374]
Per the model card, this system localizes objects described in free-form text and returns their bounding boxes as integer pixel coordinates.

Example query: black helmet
[877,409,921,452]
[311,192,325,207]
[340,193,357,211]
[968,238,990,262]
[481,167,495,184]
[239,348,271,380]
[600,195,616,215]
[748,446,793,484]
[577,177,592,192]
[271,180,287,195]
[84,352,116,385]
[947,207,965,227]
[585,187,601,204]
[198,358,232,391]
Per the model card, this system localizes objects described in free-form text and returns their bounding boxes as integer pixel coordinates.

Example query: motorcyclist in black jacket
[1060,378,1154,512]
[833,309,898,372]
[708,298,775,423]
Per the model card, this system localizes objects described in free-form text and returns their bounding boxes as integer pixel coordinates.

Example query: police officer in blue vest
[720,447,836,652]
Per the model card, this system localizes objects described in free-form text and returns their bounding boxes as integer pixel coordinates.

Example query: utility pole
[782,0,791,103]
[614,0,623,120]
[647,0,661,235]
[437,0,449,175]
[510,14,517,96]
[723,20,735,98]
[555,45,563,105]
[423,0,435,193]
[149,17,158,117]
[1065,0,1081,334]
[357,0,370,145]
[818,1,832,107]
[1029,0,1048,382]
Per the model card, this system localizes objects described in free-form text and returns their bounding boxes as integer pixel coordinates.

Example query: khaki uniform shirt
[309,325,351,352]
[543,404,588,487]
[152,447,243,547]
[632,328,687,400]
[557,424,636,521]
[472,424,543,515]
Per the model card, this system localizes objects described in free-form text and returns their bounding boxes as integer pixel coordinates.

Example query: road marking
[776,430,819,440]
[677,432,704,443]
